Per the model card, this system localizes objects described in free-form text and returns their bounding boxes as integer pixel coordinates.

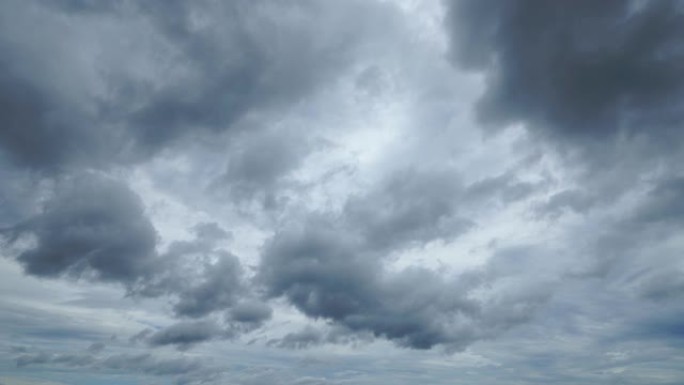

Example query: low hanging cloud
[141,300,273,350]
[2,174,157,283]
[445,0,684,359]
[447,0,684,146]
[0,0,396,175]
[258,169,552,350]
[1,1,684,384]
[0,174,267,348]
[146,320,222,350]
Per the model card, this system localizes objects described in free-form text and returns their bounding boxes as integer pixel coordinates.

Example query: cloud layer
[1,0,684,384]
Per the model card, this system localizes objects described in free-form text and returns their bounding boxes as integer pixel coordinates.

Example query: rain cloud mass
[1,1,684,384]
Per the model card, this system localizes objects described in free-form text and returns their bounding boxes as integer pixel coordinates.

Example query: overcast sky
[1,1,684,384]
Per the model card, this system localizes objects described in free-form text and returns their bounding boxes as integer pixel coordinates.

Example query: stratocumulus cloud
[1,1,683,384]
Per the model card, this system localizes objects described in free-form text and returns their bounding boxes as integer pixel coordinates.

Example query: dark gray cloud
[146,320,220,350]
[344,169,474,252]
[0,0,393,348]
[447,0,684,148]
[255,168,561,350]
[121,0,398,160]
[259,206,546,350]
[132,232,254,321]
[2,2,684,384]
[192,222,232,243]
[446,3,684,346]
[446,0,684,229]
[228,301,273,325]
[624,309,684,344]
[0,166,46,227]
[171,254,244,318]
[128,228,270,346]
[637,270,684,302]
[632,177,684,225]
[0,52,112,172]
[259,220,378,323]
[0,0,134,173]
[0,173,263,342]
[126,0,344,149]
[141,300,273,350]
[0,0,394,176]
[220,129,313,206]
[2,174,157,283]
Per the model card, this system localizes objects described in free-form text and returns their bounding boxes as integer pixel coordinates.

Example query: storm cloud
[447,0,684,146]
[258,186,547,350]
[1,1,684,384]
[3,174,157,283]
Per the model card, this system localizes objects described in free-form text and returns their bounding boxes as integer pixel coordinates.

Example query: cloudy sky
[1,0,684,384]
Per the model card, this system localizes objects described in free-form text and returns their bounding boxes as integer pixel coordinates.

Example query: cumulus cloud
[146,321,220,350]
[1,0,684,384]
[170,254,245,318]
[258,208,548,350]
[125,0,393,152]
[0,0,395,174]
[228,301,273,325]
[447,0,684,146]
[2,174,157,283]
[130,229,262,323]
[446,0,684,323]
[0,174,264,346]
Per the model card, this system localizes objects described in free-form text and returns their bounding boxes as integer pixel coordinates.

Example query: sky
[1,0,684,384]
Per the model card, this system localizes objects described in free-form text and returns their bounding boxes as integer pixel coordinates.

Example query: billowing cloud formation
[445,0,684,274]
[445,1,684,374]
[146,320,220,350]
[0,175,264,349]
[228,301,273,325]
[1,1,684,384]
[447,0,684,145]
[3,174,157,283]
[258,169,550,350]
[0,0,394,174]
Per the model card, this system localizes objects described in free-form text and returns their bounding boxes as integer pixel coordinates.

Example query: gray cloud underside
[4,175,157,282]
[448,0,684,145]
[0,0,390,172]
[258,168,549,350]
[0,0,413,350]
[1,173,266,332]
[1,0,684,384]
[447,0,684,277]
[445,0,684,361]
